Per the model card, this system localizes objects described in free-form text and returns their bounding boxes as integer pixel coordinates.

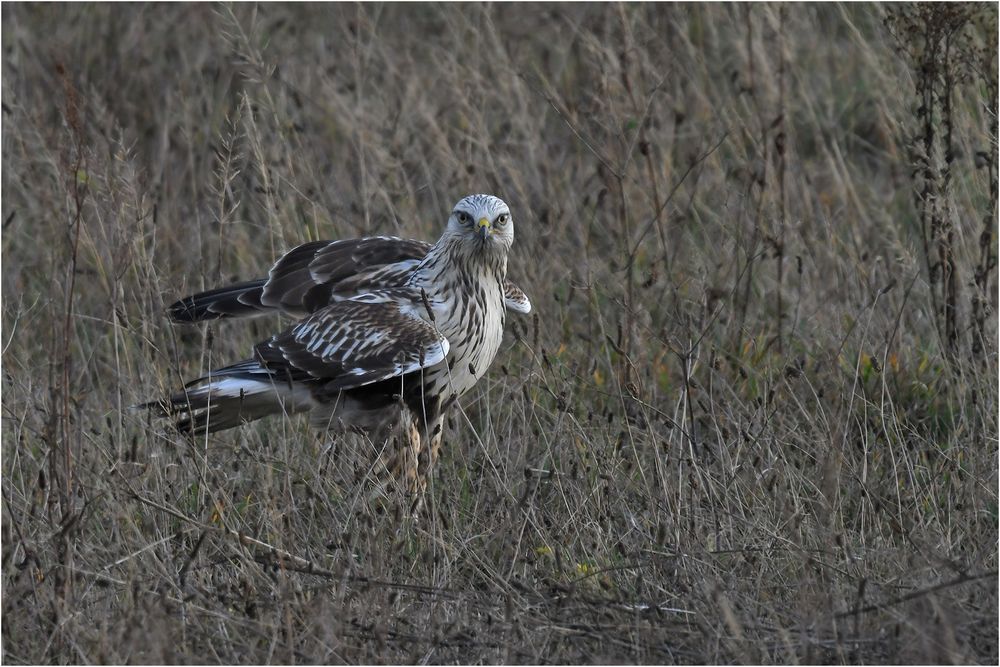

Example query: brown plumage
[142,194,527,506]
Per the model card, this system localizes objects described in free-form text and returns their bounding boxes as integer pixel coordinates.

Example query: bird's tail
[137,360,314,435]
[167,279,269,323]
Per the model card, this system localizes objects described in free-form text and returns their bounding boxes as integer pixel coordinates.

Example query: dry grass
[2,3,997,664]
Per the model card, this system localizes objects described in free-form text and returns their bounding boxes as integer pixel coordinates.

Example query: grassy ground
[2,3,997,664]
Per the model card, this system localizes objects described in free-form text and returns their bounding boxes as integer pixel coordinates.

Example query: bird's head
[445,194,514,256]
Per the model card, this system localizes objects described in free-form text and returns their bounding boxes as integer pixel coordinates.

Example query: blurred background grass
[2,2,997,663]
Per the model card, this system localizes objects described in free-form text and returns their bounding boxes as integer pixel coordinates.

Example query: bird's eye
[456,211,471,225]
[496,213,509,226]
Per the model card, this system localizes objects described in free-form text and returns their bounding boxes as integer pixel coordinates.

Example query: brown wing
[260,237,430,315]
[167,237,428,322]
[252,289,449,394]
[168,236,531,322]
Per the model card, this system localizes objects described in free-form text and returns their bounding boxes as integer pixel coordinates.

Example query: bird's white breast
[421,271,506,400]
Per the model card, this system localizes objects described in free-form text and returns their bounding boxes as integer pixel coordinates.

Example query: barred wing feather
[261,237,428,315]
[168,237,531,321]
[253,291,449,394]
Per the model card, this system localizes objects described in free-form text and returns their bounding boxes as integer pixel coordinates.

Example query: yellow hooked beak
[477,217,491,238]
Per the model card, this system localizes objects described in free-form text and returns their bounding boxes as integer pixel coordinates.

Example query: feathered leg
[366,411,443,515]
[415,418,444,492]
[407,416,446,515]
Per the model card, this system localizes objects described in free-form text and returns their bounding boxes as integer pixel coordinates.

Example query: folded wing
[253,290,450,394]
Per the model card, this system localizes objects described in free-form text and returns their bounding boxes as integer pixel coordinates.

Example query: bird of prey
[145,194,529,501]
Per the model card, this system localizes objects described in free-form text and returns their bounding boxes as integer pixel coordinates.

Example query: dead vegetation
[2,3,997,664]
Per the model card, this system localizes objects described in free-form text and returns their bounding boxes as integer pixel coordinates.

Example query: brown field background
[2,3,997,664]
